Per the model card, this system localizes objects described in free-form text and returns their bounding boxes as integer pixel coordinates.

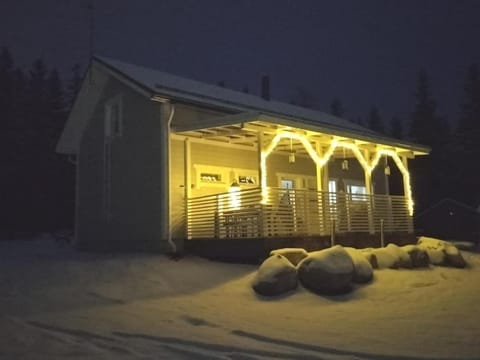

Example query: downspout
[166,104,176,254]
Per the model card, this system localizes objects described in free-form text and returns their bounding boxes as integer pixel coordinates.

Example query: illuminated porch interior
[173,112,428,240]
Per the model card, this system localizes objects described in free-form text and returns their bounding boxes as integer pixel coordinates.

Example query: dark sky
[2,0,480,128]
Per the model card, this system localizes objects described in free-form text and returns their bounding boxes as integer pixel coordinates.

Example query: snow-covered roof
[57,55,430,154]
[94,56,429,154]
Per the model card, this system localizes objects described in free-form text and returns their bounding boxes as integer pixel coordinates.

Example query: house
[57,56,430,260]
[415,198,480,243]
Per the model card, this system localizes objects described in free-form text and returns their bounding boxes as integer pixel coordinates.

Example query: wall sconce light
[384,165,391,176]
[289,152,296,163]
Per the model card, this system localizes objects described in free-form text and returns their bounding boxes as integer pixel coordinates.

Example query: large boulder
[252,254,298,296]
[444,244,467,268]
[344,247,374,283]
[417,237,447,265]
[360,248,379,269]
[270,248,308,266]
[386,243,413,268]
[371,247,400,269]
[297,245,354,295]
[401,245,430,268]
[417,236,466,268]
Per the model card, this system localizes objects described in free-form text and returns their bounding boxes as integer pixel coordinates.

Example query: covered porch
[173,112,427,257]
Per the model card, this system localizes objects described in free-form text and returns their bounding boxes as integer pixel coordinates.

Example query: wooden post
[184,138,191,239]
[363,149,375,234]
[315,141,325,235]
[402,155,414,234]
[257,131,265,236]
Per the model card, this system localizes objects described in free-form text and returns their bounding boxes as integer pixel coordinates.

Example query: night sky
[2,0,480,128]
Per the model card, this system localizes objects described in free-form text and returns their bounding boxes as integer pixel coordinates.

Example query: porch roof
[173,111,429,156]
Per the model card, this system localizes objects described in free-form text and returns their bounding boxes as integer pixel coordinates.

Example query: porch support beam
[315,141,326,235]
[184,137,191,239]
[402,155,414,233]
[257,131,264,191]
[363,149,375,234]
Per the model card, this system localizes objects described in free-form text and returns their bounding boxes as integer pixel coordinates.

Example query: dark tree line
[329,66,480,214]
[0,47,81,237]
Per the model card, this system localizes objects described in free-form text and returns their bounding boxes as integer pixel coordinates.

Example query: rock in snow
[298,246,354,295]
[252,254,298,296]
[386,243,413,268]
[417,237,466,268]
[370,247,400,269]
[270,248,308,266]
[401,245,430,268]
[344,247,374,283]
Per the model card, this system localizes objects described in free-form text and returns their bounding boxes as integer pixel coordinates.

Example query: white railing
[187,187,413,239]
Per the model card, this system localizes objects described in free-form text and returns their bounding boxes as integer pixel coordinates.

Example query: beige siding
[189,142,258,197]
[266,154,316,187]
[77,73,166,251]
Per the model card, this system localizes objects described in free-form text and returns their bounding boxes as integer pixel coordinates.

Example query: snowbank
[1,238,479,359]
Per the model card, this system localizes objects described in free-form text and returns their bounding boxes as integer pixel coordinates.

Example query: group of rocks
[252,237,467,297]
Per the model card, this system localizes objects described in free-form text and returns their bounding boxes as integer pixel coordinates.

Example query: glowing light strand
[260,131,414,216]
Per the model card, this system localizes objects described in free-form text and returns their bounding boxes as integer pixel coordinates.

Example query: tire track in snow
[27,320,134,356]
[112,331,328,359]
[230,329,460,360]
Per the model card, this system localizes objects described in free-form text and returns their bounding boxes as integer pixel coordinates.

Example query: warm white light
[260,131,414,216]
[229,181,241,210]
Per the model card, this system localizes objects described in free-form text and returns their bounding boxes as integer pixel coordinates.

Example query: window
[346,184,367,201]
[105,96,123,139]
[328,180,337,204]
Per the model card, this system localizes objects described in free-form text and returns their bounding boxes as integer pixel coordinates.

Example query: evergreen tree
[0,47,16,232]
[367,106,384,133]
[0,47,14,161]
[390,117,403,139]
[409,69,438,144]
[67,63,82,109]
[330,97,344,117]
[408,68,451,213]
[454,63,480,206]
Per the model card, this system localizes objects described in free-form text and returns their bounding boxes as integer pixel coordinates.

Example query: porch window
[328,180,337,204]
[346,183,367,201]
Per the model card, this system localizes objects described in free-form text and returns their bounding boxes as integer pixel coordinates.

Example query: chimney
[261,75,270,100]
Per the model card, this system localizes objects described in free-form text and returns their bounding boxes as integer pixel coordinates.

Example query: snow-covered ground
[1,236,480,359]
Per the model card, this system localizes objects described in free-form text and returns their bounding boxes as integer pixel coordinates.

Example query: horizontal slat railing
[187,187,413,239]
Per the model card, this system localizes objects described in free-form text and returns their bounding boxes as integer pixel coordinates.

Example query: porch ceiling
[173,113,428,158]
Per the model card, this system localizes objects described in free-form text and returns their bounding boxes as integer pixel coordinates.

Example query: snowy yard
[1,237,480,359]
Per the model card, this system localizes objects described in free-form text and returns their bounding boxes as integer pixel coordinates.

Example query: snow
[301,245,354,274]
[252,254,296,285]
[1,236,480,359]
[344,247,374,283]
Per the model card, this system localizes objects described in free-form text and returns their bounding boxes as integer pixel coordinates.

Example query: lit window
[347,184,367,201]
[328,180,337,204]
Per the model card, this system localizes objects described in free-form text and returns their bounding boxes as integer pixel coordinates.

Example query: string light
[260,131,414,216]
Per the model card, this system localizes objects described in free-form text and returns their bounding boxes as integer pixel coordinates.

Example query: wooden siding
[77,74,166,251]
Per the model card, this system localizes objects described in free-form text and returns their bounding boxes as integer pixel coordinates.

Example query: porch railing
[186,187,413,239]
